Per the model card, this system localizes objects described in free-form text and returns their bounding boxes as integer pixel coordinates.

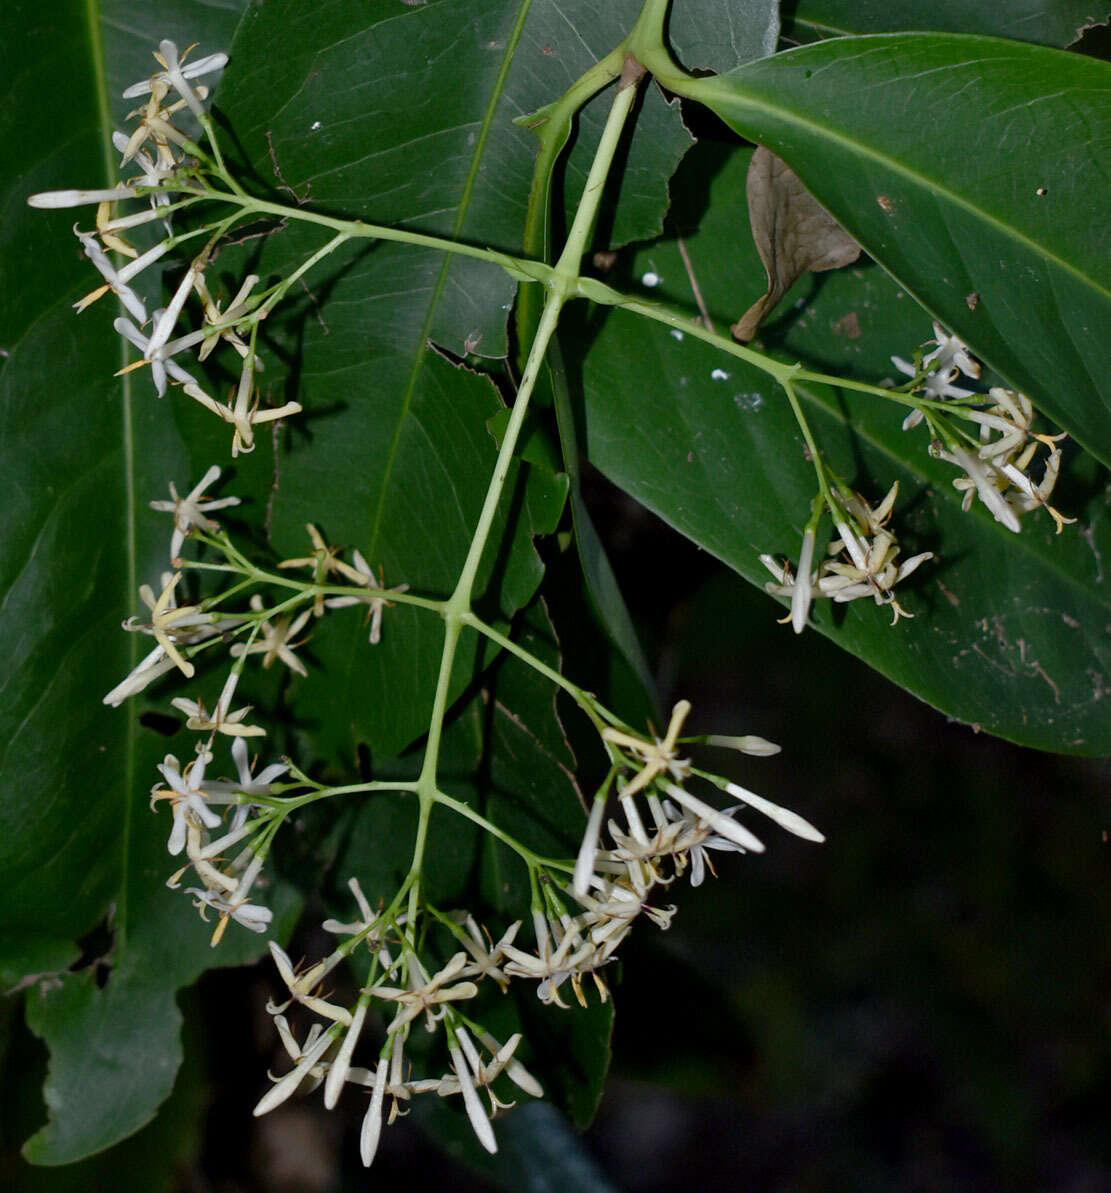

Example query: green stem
[432,790,571,870]
[582,286,801,383]
[783,378,834,506]
[257,232,350,318]
[203,188,545,278]
[402,69,644,931]
[516,45,628,359]
[278,779,418,812]
[462,612,610,733]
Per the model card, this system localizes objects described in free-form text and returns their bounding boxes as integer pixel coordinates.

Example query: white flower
[722,781,825,842]
[360,1057,390,1166]
[892,322,979,428]
[171,669,265,738]
[457,916,520,990]
[759,531,818,635]
[253,1021,342,1117]
[194,273,260,361]
[114,315,197,396]
[132,571,199,676]
[145,262,201,360]
[324,995,371,1109]
[477,1030,543,1098]
[103,643,178,705]
[934,443,1021,533]
[573,797,608,897]
[152,750,220,855]
[448,1038,498,1154]
[186,851,271,945]
[662,782,766,854]
[448,1045,496,1154]
[374,953,479,1031]
[183,376,302,457]
[150,465,241,561]
[203,736,289,798]
[230,596,312,677]
[122,40,229,121]
[322,550,409,644]
[655,799,746,885]
[71,230,148,323]
[600,700,692,799]
[923,322,981,379]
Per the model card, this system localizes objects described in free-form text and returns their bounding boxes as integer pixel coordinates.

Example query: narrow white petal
[324,999,368,1109]
[663,784,765,853]
[117,240,171,284]
[724,782,825,842]
[573,798,607,897]
[360,1057,389,1166]
[790,529,815,634]
[253,1027,335,1116]
[450,1044,497,1154]
[28,186,136,208]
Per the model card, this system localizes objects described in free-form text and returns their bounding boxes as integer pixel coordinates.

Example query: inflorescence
[33,30,1074,1166]
[760,322,1073,634]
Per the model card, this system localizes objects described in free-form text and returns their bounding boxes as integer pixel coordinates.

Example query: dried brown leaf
[732,145,861,342]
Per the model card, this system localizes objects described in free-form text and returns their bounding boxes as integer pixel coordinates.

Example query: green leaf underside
[685,35,1111,469]
[577,142,1111,754]
[781,0,1107,47]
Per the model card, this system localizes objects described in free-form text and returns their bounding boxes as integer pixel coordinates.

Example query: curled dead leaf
[732,146,861,342]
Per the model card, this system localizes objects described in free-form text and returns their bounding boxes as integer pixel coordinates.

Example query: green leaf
[5,988,209,1193]
[669,0,780,72]
[576,140,1111,753]
[781,0,1106,47]
[682,35,1111,469]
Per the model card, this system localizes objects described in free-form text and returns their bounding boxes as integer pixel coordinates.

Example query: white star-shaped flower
[122,40,228,121]
[150,465,241,561]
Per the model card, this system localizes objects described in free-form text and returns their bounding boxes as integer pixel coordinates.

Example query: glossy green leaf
[682,35,1111,469]
[781,0,1106,46]
[5,990,209,1193]
[576,141,1111,753]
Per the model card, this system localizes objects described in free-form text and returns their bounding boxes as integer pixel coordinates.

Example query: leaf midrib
[365,0,536,561]
[87,0,137,949]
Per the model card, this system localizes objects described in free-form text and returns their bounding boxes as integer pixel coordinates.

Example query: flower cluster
[41,31,835,1174]
[929,387,1073,535]
[760,482,933,633]
[758,322,1075,633]
[27,41,303,454]
[154,736,287,943]
[101,468,409,939]
[249,700,823,1163]
[254,889,544,1164]
[895,325,1072,534]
